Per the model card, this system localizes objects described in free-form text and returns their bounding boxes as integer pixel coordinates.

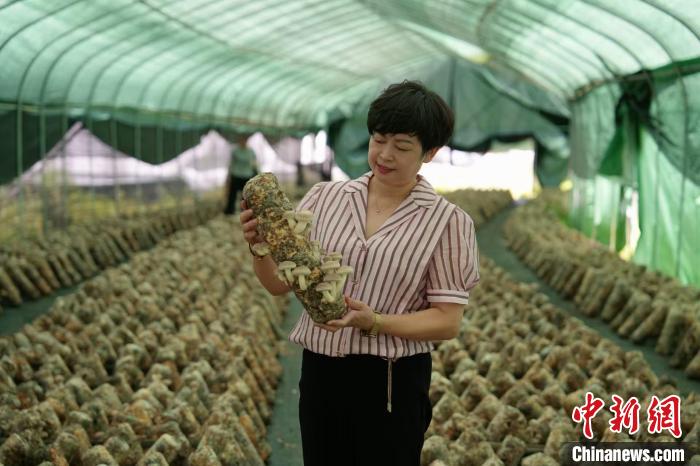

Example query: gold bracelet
[362,310,382,338]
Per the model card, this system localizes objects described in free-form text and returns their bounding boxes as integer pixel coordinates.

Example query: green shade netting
[569,174,621,249]
[328,59,569,182]
[1,0,700,285]
[651,62,700,187]
[557,40,700,221]
[3,0,698,159]
[635,127,700,286]
[4,0,699,119]
[326,112,370,180]
[363,0,700,97]
[450,61,567,152]
[570,68,700,286]
[0,111,209,183]
[0,109,66,181]
[642,69,700,285]
[569,84,622,180]
[0,0,448,131]
[86,120,207,165]
[536,139,569,187]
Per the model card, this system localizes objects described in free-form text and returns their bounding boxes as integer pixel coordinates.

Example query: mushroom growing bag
[243,173,349,323]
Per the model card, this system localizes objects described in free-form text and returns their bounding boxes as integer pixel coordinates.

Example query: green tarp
[1,0,699,285]
[568,62,700,286]
[328,59,570,182]
[635,127,700,286]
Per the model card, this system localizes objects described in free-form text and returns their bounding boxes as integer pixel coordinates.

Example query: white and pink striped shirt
[289,171,479,359]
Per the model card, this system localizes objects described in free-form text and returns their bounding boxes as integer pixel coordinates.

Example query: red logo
[609,395,641,435]
[647,395,682,438]
[572,393,683,439]
[572,391,606,439]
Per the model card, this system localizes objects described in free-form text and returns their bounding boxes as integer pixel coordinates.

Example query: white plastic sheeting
[18,123,339,192]
[18,123,532,198]
[18,123,231,192]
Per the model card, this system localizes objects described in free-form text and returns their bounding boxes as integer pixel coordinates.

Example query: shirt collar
[343,171,437,208]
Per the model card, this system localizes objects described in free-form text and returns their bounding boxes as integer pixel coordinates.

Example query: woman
[239,80,479,465]
[224,132,257,215]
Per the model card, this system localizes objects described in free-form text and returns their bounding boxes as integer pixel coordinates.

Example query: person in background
[239,80,480,465]
[224,132,257,215]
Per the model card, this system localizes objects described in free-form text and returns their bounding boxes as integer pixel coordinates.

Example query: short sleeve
[426,208,480,305]
[295,182,327,214]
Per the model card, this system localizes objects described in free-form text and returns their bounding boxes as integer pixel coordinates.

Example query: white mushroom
[310,241,322,261]
[324,272,343,296]
[250,242,271,257]
[292,266,311,290]
[336,265,354,291]
[293,210,314,234]
[320,261,340,274]
[283,211,297,230]
[324,251,343,263]
[316,282,335,303]
[278,261,296,285]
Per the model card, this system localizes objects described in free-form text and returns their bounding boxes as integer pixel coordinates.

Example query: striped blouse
[289,171,480,359]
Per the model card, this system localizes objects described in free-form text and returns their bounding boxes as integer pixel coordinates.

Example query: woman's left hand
[315,296,374,332]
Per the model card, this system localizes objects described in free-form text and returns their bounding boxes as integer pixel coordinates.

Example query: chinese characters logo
[572,392,681,439]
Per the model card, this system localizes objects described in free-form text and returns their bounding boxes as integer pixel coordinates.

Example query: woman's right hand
[239,200,264,245]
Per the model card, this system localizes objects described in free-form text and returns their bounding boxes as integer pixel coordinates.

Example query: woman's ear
[422,147,440,163]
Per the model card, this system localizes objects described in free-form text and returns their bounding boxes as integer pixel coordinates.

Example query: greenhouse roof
[1,0,699,131]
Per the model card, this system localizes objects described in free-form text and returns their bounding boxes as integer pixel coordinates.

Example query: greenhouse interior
[1,1,699,465]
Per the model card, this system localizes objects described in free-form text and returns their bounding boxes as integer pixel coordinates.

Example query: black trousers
[298,349,432,466]
[224,175,251,215]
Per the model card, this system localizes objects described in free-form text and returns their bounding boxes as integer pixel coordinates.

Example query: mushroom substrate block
[243,173,350,323]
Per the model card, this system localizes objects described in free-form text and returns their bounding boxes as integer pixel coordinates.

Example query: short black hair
[367,80,454,154]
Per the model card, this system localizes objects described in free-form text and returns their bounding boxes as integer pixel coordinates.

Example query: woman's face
[368,132,437,186]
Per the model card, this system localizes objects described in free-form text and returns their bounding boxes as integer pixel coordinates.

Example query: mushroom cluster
[315,257,352,303]
[243,174,353,323]
[441,189,513,229]
[282,210,314,236]
[421,257,700,466]
[0,217,288,465]
[0,201,221,311]
[503,197,700,379]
